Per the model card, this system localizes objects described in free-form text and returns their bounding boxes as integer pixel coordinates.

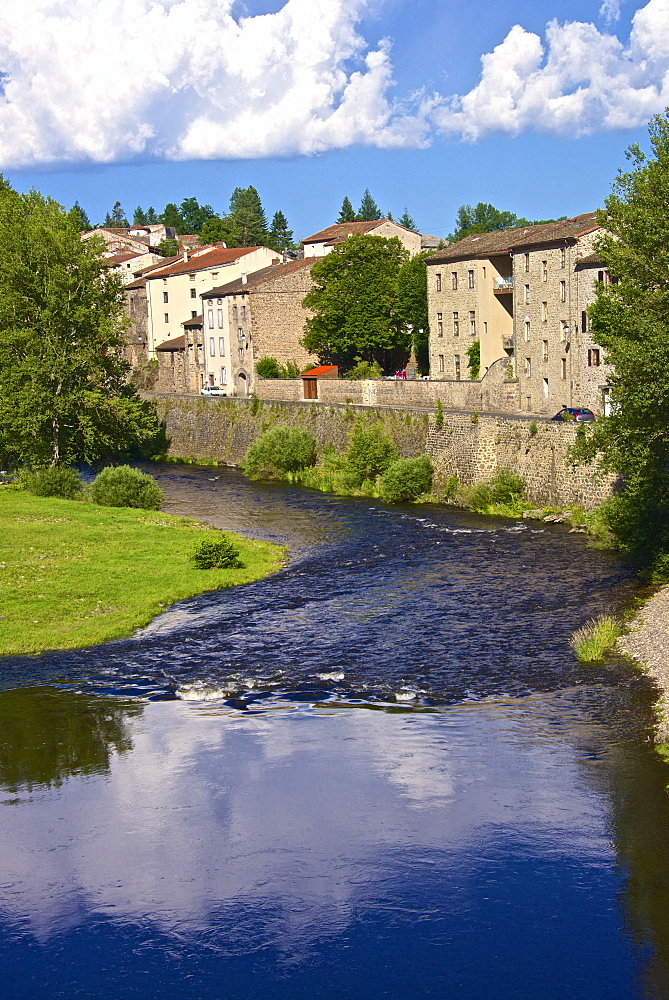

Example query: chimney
[182,247,188,262]
[241,272,247,285]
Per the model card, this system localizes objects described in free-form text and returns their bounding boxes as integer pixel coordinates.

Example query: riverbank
[0,490,285,656]
[618,585,669,740]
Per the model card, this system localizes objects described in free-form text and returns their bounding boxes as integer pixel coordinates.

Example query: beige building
[302,219,422,258]
[426,212,609,414]
[200,258,317,396]
[144,245,285,357]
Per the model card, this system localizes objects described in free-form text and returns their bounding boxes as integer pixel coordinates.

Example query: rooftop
[202,257,315,298]
[426,212,601,264]
[302,219,416,244]
[145,245,262,280]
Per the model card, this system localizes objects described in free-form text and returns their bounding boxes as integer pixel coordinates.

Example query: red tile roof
[201,257,315,299]
[301,365,338,377]
[145,245,262,280]
[103,250,145,265]
[182,314,203,327]
[303,219,413,244]
[426,212,602,264]
[156,335,186,351]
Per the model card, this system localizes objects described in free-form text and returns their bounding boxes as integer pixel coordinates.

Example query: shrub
[243,426,317,480]
[89,466,163,509]
[344,419,397,486]
[489,469,525,505]
[570,615,620,662]
[529,420,538,436]
[19,466,83,499]
[379,455,433,503]
[255,357,282,379]
[190,534,242,569]
[282,360,302,378]
[435,399,444,430]
[344,359,384,380]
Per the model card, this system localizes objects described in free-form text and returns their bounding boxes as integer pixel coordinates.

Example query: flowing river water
[2,464,669,999]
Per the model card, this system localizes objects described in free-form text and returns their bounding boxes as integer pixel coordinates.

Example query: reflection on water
[1,465,669,997]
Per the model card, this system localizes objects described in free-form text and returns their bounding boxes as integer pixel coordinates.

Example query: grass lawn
[0,489,286,656]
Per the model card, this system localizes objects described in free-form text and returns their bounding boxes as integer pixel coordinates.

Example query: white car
[200,385,227,396]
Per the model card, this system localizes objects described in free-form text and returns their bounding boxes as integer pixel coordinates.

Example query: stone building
[200,258,317,396]
[302,219,422,258]
[426,212,609,414]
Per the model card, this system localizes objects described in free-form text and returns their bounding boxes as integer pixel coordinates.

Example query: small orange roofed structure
[301,365,338,400]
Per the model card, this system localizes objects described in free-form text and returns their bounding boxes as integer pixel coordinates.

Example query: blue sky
[0,0,666,241]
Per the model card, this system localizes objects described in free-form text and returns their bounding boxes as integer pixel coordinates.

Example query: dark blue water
[2,465,669,1000]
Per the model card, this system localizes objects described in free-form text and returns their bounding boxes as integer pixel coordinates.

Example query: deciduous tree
[397,252,429,370]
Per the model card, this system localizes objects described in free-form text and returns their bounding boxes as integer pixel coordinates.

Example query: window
[560,280,566,302]
[164,313,169,323]
[525,357,531,377]
[162,278,167,285]
[524,284,530,304]
[232,305,238,318]
[561,322,569,342]
[189,273,196,281]
[163,291,168,303]
[541,301,548,322]
[217,298,223,305]
[437,312,443,337]
[560,247,566,268]
[208,310,214,329]
[217,309,224,328]
[524,253,530,272]
[482,267,486,279]
[191,310,197,318]
[469,311,476,336]
[454,355,461,380]
[438,354,444,372]
[238,347,244,362]
[542,340,548,362]
[453,312,459,336]
[211,272,219,280]
[238,327,243,338]
[468,270,474,289]
[588,348,600,367]
[241,305,246,318]
[435,273,442,292]
[524,319,531,342]
[190,288,197,298]
[220,367,227,384]
[451,272,458,290]
[542,260,547,282]
[219,337,225,355]
[209,338,215,356]
[542,377,549,400]
[560,358,567,379]
[581,310,589,334]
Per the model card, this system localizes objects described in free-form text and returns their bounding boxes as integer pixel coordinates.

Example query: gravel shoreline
[617,584,669,740]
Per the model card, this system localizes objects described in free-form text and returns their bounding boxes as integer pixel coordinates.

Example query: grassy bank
[0,490,285,656]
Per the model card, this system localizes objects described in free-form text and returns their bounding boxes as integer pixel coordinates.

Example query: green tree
[145,206,159,224]
[0,182,158,468]
[179,196,216,234]
[451,203,529,241]
[573,112,669,571]
[356,188,381,222]
[199,216,232,246]
[69,200,91,231]
[466,340,480,379]
[337,196,356,223]
[302,234,410,370]
[398,208,417,231]
[160,202,183,231]
[228,186,268,246]
[132,205,147,225]
[397,252,429,370]
[268,210,294,252]
[104,200,128,227]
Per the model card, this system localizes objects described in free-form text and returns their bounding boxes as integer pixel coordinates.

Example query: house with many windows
[426,212,613,414]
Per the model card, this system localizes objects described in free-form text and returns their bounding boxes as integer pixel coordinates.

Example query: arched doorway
[235,371,248,397]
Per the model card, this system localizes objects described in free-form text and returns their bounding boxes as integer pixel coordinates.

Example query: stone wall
[153,396,614,510]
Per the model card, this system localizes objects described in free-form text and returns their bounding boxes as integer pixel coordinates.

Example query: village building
[103,249,163,284]
[200,258,317,396]
[302,219,422,258]
[143,245,285,358]
[426,212,611,414]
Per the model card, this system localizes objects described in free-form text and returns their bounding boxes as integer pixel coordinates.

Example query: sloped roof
[426,212,601,264]
[575,252,605,268]
[124,277,146,291]
[301,365,338,377]
[201,257,315,299]
[145,245,261,280]
[183,314,203,327]
[156,335,186,351]
[103,250,145,265]
[303,219,417,244]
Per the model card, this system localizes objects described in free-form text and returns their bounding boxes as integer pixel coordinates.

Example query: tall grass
[570,614,621,662]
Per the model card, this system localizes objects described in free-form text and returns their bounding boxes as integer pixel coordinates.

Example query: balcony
[493,276,513,294]
[502,335,515,354]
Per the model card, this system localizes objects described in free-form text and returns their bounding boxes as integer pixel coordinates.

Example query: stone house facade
[200,258,317,396]
[426,213,609,414]
[302,219,422,258]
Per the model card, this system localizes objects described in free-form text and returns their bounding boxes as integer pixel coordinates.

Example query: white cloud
[0,0,431,168]
[433,0,669,141]
[600,0,622,21]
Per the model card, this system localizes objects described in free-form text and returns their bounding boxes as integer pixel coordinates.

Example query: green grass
[570,614,621,662]
[0,489,286,656]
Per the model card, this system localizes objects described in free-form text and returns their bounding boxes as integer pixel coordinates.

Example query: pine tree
[398,208,417,232]
[160,203,183,232]
[356,189,381,222]
[105,201,128,228]
[132,206,147,225]
[145,206,159,224]
[69,200,91,231]
[268,210,294,252]
[337,196,356,223]
[227,186,268,247]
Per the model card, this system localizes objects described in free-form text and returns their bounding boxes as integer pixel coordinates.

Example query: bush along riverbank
[0,487,285,656]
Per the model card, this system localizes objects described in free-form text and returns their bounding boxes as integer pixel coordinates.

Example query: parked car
[551,407,596,422]
[201,385,227,396]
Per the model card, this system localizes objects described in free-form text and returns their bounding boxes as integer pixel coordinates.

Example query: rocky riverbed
[618,585,669,740]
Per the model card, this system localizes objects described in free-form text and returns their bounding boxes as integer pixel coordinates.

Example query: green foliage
[0,182,158,469]
[190,534,242,570]
[255,357,283,378]
[282,360,302,378]
[227,185,268,247]
[356,188,381,221]
[302,234,410,370]
[570,111,669,571]
[458,469,525,514]
[345,359,384,379]
[243,426,317,480]
[344,418,397,486]
[268,210,294,252]
[397,252,430,370]
[378,455,433,503]
[179,196,216,234]
[398,208,417,231]
[89,466,163,509]
[250,396,261,416]
[104,201,128,227]
[442,474,459,500]
[19,465,83,499]
[69,200,91,231]
[466,340,481,379]
[450,203,528,241]
[570,615,620,662]
[435,399,444,430]
[529,420,538,436]
[157,237,180,257]
[199,216,232,245]
[337,196,356,223]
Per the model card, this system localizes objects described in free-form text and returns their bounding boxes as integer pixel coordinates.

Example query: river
[2,464,669,999]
